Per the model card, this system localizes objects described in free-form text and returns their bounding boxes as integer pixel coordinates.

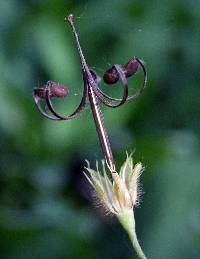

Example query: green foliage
[0,0,200,258]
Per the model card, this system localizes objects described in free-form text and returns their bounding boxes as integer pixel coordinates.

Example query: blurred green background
[0,0,200,258]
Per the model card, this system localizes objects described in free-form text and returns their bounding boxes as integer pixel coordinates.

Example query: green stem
[117,210,147,259]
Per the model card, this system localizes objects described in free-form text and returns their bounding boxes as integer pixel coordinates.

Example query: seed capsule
[34,82,68,99]
[103,66,119,85]
[124,58,140,78]
[47,81,68,98]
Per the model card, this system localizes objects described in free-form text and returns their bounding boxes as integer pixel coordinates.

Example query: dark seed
[124,58,140,78]
[103,66,119,85]
[47,81,68,98]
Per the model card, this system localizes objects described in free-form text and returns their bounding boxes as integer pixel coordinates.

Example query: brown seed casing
[48,81,68,98]
[103,66,119,85]
[124,58,140,78]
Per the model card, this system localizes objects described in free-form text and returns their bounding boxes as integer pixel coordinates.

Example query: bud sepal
[84,153,147,258]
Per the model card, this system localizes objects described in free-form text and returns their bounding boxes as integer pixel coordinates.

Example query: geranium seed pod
[90,69,101,84]
[47,81,68,98]
[103,66,119,85]
[124,58,140,78]
[34,87,46,99]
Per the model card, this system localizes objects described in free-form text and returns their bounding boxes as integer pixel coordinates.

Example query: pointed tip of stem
[64,14,73,24]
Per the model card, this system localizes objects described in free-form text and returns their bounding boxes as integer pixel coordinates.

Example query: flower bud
[103,66,119,85]
[124,58,140,78]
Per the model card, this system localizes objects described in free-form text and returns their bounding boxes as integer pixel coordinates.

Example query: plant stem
[88,85,116,172]
[117,210,147,259]
[67,14,116,173]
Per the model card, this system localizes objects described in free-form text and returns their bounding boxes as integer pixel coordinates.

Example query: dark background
[0,0,200,258]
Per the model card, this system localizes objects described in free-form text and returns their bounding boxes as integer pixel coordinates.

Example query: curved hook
[33,93,61,120]
[45,76,88,120]
[92,64,129,108]
[127,58,147,101]
[92,58,147,107]
[33,78,88,120]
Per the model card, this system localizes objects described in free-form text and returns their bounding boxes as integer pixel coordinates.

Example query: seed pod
[34,87,46,99]
[47,81,68,98]
[89,69,101,84]
[103,66,119,85]
[124,58,140,78]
